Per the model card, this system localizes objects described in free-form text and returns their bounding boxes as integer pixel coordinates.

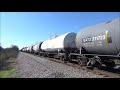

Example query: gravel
[16,52,104,78]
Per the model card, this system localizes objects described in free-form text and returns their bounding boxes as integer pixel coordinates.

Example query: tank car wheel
[94,56,102,69]
[50,55,53,58]
[87,56,102,69]
[44,53,47,58]
[64,59,67,63]
[87,59,95,69]
[59,56,63,61]
[64,56,67,63]
[39,53,42,56]
[68,55,72,62]
[48,53,50,57]
[78,59,82,65]
[104,61,115,69]
[78,55,88,66]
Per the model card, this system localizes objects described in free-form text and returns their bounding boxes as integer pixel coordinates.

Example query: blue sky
[0,12,120,49]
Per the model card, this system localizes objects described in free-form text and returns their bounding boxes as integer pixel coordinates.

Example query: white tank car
[33,42,43,54]
[41,32,77,53]
[22,48,25,51]
[29,46,33,53]
[23,48,25,51]
[26,47,29,52]
[28,46,31,52]
[24,47,27,52]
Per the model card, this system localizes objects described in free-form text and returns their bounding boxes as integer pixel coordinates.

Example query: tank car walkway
[16,52,103,78]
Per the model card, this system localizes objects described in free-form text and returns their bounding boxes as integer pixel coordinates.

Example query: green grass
[0,58,19,78]
[0,69,17,78]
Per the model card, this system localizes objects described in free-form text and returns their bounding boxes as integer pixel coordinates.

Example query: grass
[0,45,19,78]
[0,69,16,78]
[0,58,18,78]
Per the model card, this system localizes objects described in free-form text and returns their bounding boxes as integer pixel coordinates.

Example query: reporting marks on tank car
[82,31,109,43]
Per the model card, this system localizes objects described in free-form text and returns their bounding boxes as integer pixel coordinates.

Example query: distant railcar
[33,42,43,54]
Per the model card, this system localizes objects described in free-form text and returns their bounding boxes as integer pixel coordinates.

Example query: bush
[5,46,19,58]
[0,46,3,53]
[0,45,19,69]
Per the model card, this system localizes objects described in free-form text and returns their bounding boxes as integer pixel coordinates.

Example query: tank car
[25,47,28,52]
[40,32,77,60]
[23,47,27,52]
[22,48,24,52]
[32,42,43,54]
[23,48,25,52]
[29,45,33,53]
[73,18,120,68]
[41,32,77,53]
[27,46,30,53]
[20,48,24,51]
[76,18,120,55]
[26,47,29,53]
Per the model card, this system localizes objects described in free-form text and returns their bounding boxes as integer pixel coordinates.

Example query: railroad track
[28,52,120,78]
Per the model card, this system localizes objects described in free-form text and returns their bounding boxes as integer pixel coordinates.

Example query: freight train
[21,18,120,69]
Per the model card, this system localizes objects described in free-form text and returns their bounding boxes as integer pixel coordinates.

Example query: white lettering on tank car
[82,35,106,43]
